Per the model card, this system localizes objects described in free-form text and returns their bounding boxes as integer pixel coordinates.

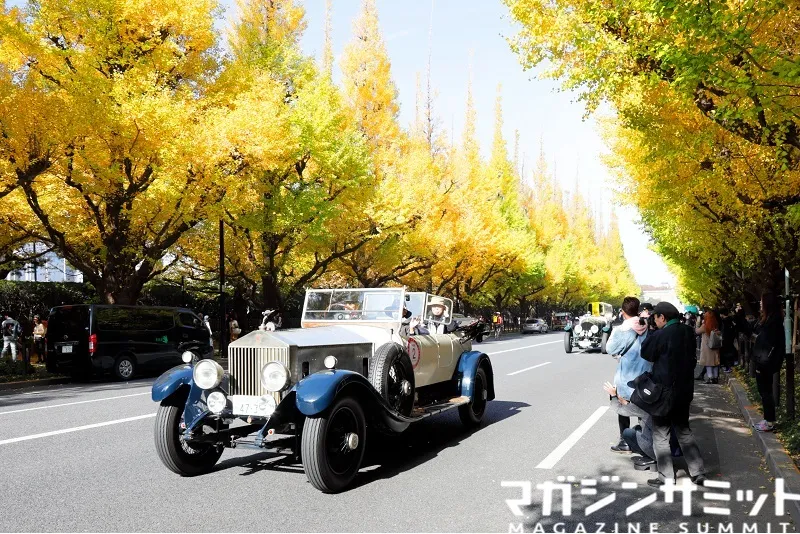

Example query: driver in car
[409,297,458,335]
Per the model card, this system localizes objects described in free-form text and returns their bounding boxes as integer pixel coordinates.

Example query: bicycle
[493,324,503,339]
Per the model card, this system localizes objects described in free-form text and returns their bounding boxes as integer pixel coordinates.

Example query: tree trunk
[261,274,284,311]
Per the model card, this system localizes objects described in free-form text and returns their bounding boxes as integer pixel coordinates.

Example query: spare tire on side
[369,343,415,416]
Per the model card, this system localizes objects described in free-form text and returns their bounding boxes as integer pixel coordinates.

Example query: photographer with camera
[602,296,651,453]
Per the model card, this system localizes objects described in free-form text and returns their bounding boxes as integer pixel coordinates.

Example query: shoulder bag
[708,330,722,350]
[627,372,673,417]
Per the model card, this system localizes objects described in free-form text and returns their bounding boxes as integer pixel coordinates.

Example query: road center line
[536,406,609,469]
[0,392,150,416]
[0,413,156,446]
[507,362,551,376]
[488,340,561,355]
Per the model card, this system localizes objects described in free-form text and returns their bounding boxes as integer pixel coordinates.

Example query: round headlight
[207,391,227,414]
[574,324,583,334]
[590,325,599,334]
[261,362,289,392]
[193,360,224,390]
[260,395,277,416]
[181,351,194,364]
[324,355,338,369]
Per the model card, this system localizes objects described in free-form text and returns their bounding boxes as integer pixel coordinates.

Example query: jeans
[622,428,648,457]
[653,410,705,482]
[2,337,17,361]
[705,366,719,379]
[756,367,777,422]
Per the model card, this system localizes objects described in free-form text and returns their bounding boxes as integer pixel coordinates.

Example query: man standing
[1,313,21,362]
[640,302,707,487]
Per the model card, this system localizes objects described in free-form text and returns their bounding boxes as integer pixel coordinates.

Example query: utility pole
[219,220,226,359]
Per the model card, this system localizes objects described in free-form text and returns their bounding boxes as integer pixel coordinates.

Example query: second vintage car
[151,287,495,493]
[564,302,614,353]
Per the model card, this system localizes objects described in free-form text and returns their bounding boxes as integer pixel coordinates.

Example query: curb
[730,378,800,519]
[0,376,72,392]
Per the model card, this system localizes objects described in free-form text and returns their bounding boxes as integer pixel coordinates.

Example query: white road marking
[488,340,561,355]
[507,362,551,376]
[0,413,156,446]
[0,392,150,416]
[536,406,609,469]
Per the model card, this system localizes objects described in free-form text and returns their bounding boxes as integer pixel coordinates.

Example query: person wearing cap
[639,301,707,488]
[32,315,46,363]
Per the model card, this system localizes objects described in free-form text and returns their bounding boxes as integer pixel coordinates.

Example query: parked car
[564,302,614,353]
[46,305,212,380]
[522,318,549,334]
[151,287,495,493]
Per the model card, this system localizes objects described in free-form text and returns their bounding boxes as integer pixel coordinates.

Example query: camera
[639,314,657,329]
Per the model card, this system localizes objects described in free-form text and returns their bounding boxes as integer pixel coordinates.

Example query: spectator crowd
[602,293,787,487]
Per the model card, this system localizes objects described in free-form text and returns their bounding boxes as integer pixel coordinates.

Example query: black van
[46,305,213,380]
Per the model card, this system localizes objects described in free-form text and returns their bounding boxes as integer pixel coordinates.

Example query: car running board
[406,395,470,420]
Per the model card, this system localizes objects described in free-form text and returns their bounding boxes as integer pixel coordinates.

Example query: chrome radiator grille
[228,345,291,396]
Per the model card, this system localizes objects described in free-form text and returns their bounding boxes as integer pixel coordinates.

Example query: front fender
[295,370,377,417]
[457,351,496,401]
[151,365,193,402]
[564,323,573,332]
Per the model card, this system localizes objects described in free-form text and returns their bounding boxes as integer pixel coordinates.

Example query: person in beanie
[1,313,21,362]
[639,301,707,487]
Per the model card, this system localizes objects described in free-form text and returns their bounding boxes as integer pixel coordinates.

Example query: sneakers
[611,439,632,453]
[691,474,708,487]
[754,420,774,432]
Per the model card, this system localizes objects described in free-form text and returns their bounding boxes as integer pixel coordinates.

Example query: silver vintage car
[151,287,495,493]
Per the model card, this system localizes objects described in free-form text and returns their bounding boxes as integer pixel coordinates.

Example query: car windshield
[302,288,405,323]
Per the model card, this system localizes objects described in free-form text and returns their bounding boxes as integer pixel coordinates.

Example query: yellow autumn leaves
[0,0,639,311]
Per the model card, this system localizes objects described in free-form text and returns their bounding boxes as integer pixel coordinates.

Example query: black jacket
[721,316,737,351]
[640,320,697,413]
[754,314,786,372]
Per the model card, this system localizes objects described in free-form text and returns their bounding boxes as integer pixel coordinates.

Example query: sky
[217,0,674,287]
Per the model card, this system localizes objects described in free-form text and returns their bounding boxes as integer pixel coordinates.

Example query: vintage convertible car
[150,288,495,493]
[564,302,614,353]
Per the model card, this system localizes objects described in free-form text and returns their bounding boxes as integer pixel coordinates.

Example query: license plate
[61,345,72,353]
[230,395,272,417]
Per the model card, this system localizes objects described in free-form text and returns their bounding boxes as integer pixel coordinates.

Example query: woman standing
[753,293,786,432]
[32,315,46,363]
[696,310,721,384]
[228,312,241,342]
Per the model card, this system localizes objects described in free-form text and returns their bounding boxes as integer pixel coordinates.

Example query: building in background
[4,243,84,283]
[640,284,683,310]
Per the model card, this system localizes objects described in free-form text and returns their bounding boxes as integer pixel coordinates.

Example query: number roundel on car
[407,338,421,369]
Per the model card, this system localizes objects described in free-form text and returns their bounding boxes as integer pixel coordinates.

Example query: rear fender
[456,351,496,401]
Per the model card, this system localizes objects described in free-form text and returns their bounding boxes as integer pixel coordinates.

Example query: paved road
[0,333,793,532]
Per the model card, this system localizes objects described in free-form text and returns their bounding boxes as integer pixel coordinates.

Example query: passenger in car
[408,297,459,335]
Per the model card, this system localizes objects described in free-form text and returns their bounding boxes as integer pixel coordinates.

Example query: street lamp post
[219,220,226,359]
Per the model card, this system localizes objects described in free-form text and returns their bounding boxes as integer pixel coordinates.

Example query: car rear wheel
[154,395,223,476]
[114,354,136,381]
[302,396,367,493]
[601,332,610,354]
[564,331,573,353]
[459,367,488,428]
[369,343,415,416]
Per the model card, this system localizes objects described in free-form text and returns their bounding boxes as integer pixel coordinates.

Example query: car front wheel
[154,397,223,476]
[302,397,367,493]
[459,367,488,428]
[564,331,573,353]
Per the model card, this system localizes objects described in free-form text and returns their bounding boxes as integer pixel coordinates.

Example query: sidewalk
[686,372,796,528]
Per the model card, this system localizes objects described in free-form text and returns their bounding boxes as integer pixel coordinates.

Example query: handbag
[708,330,722,350]
[627,372,673,417]
[753,333,774,366]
